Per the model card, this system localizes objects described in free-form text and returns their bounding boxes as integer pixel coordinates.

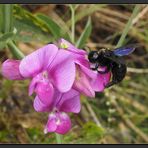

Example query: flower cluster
[1,39,111,134]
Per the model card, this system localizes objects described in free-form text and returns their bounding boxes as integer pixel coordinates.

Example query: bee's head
[88,51,99,63]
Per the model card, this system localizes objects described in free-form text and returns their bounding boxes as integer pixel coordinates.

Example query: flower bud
[1,59,24,80]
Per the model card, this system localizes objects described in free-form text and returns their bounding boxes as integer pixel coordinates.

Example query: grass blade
[67,4,106,27]
[76,17,92,48]
[116,5,140,47]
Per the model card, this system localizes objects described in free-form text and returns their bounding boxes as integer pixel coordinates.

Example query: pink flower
[1,40,111,135]
[2,44,76,105]
[58,38,111,96]
[34,89,80,134]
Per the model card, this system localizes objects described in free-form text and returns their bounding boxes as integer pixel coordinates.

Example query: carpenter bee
[88,45,137,88]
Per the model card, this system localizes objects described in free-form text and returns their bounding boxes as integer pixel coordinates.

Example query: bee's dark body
[109,60,127,87]
[88,47,134,88]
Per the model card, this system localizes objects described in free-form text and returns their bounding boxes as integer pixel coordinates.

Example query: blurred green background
[0,4,148,144]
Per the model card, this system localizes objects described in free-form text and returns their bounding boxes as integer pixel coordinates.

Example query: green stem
[2,4,25,59]
[55,133,63,144]
[0,6,3,32]
[70,5,75,44]
[116,5,140,47]
[7,40,25,59]
[3,4,13,33]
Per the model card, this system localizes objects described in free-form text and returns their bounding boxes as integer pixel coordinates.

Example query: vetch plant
[1,39,111,136]
[1,5,111,143]
[0,4,146,144]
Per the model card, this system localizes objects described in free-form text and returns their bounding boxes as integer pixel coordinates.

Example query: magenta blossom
[1,39,111,135]
[34,89,80,134]
[58,38,111,96]
[2,44,76,106]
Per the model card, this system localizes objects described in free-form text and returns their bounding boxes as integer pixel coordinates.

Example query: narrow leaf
[76,17,92,48]
[36,13,70,40]
[116,5,140,48]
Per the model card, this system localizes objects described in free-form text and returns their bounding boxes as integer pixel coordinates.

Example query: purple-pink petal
[77,63,98,79]
[55,112,71,134]
[28,73,42,96]
[73,65,95,97]
[59,38,86,55]
[19,44,58,78]
[1,59,24,80]
[44,113,57,133]
[33,96,51,112]
[35,82,54,106]
[57,89,81,113]
[49,49,75,93]
[45,112,71,134]
[91,67,111,91]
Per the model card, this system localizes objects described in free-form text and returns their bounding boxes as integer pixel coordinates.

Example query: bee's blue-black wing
[113,46,136,56]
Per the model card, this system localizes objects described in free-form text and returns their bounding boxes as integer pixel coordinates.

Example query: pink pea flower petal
[44,113,57,133]
[49,49,76,93]
[73,65,95,97]
[57,89,81,113]
[55,112,71,134]
[75,57,90,68]
[91,67,111,91]
[33,96,51,112]
[19,44,58,78]
[35,82,54,106]
[44,112,71,134]
[28,74,42,96]
[1,59,24,80]
[77,62,98,79]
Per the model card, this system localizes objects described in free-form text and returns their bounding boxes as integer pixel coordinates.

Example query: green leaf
[76,17,92,48]
[81,122,105,143]
[14,19,52,43]
[36,13,70,40]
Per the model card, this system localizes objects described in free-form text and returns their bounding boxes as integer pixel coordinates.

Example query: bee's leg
[105,79,119,88]
[91,63,99,71]
[105,70,118,88]
[105,63,126,88]
[105,70,119,88]
[97,65,110,74]
[105,81,116,88]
